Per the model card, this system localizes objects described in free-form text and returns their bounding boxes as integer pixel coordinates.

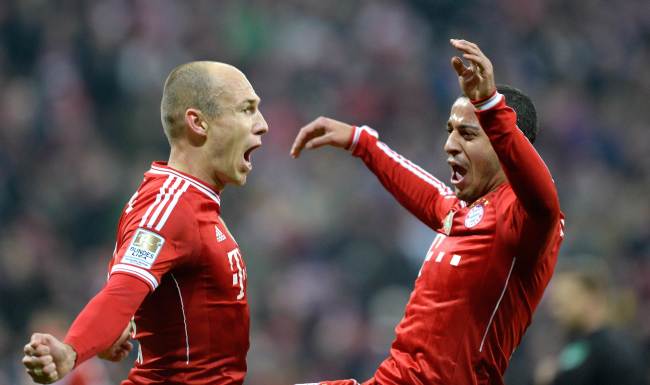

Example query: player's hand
[450,39,496,101]
[23,333,76,384]
[290,116,354,158]
[98,323,133,362]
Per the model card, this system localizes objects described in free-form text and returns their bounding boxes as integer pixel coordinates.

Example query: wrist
[63,343,78,371]
[472,91,503,112]
[348,125,378,155]
[345,126,358,151]
[470,88,497,104]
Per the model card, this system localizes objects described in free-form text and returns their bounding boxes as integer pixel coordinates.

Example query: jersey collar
[147,162,221,207]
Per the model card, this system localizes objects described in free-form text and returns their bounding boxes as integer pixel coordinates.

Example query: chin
[233,174,247,186]
[455,189,478,203]
[454,188,468,201]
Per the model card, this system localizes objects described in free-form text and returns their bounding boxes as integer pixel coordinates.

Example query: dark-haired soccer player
[22,61,268,384]
[291,39,564,385]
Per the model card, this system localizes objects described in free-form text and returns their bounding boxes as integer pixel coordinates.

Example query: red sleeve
[474,92,561,221]
[349,125,458,229]
[63,274,149,366]
[110,198,200,291]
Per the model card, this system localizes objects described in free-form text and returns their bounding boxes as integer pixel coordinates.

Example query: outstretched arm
[450,39,560,220]
[22,274,148,384]
[291,117,457,229]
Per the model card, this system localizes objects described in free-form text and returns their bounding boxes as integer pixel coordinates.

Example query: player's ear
[185,108,208,138]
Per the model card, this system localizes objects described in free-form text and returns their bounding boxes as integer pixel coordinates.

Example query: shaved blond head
[160,61,244,142]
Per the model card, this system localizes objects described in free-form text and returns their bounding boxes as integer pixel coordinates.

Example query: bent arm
[63,273,149,366]
[351,126,457,229]
[475,92,560,220]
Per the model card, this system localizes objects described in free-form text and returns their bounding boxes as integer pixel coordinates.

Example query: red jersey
[109,162,249,385]
[346,93,563,385]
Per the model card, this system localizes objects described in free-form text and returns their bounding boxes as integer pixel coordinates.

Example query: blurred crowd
[0,0,648,384]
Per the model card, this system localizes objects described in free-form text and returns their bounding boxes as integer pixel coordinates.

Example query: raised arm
[450,39,560,220]
[291,117,457,229]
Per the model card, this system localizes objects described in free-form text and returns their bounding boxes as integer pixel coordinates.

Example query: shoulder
[121,176,199,240]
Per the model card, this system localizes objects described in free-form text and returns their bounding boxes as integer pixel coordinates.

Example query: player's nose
[444,131,461,156]
[254,112,269,136]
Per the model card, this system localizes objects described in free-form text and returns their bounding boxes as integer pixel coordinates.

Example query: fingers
[99,340,134,362]
[450,38,491,72]
[24,343,50,358]
[290,120,318,158]
[451,56,473,78]
[23,354,53,368]
[450,39,483,56]
[304,133,335,150]
[290,117,327,158]
[23,333,59,383]
[23,354,58,384]
[122,340,134,351]
[24,333,53,358]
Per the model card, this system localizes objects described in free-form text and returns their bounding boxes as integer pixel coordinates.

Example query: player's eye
[243,105,256,114]
[461,132,475,140]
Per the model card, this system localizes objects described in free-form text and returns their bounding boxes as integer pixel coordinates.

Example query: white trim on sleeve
[348,125,378,153]
[473,92,504,112]
[111,263,159,290]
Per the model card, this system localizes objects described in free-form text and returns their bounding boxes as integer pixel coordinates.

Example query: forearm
[351,126,456,229]
[64,273,149,366]
[475,93,560,219]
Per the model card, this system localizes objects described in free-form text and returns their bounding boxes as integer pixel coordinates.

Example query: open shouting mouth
[243,143,261,170]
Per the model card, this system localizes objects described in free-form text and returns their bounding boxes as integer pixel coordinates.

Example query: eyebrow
[242,97,260,105]
[447,122,481,131]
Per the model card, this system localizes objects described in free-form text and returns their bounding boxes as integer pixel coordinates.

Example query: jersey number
[418,233,462,277]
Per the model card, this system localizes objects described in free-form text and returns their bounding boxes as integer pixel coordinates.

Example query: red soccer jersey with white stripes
[347,94,564,385]
[109,162,249,385]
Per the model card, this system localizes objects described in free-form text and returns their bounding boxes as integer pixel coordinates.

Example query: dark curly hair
[497,84,539,144]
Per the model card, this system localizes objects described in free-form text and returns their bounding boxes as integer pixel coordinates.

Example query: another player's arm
[291,117,456,229]
[450,39,560,221]
[23,274,148,384]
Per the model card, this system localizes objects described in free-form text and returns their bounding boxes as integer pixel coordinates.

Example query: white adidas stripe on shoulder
[149,165,220,205]
[140,175,175,227]
[155,180,190,231]
[376,142,454,197]
[111,263,159,290]
[146,176,183,228]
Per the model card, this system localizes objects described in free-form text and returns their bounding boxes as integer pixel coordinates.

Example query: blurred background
[1,0,648,384]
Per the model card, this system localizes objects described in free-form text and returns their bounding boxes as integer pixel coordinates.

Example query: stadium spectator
[534,267,648,385]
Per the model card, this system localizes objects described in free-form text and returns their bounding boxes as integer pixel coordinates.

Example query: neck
[489,169,507,191]
[167,146,224,192]
[467,170,507,204]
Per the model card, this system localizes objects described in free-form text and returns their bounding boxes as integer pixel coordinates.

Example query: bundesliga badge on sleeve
[442,210,455,235]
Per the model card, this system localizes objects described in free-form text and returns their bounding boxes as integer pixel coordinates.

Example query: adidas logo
[215,226,226,242]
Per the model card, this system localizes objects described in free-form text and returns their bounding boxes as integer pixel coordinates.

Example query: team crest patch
[464,204,484,228]
[121,228,165,269]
